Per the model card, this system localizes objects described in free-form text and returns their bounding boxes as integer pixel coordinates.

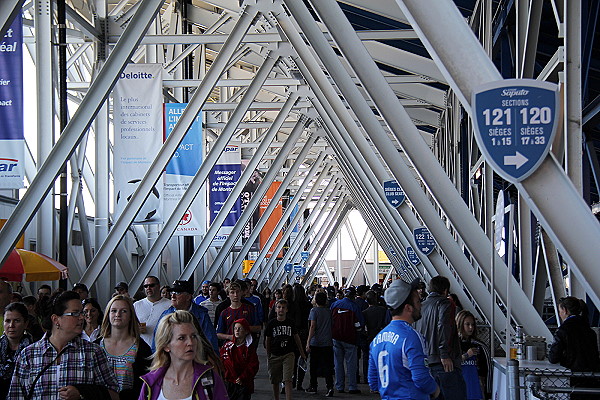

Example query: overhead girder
[206,140,327,283]
[175,108,307,282]
[271,184,345,287]
[396,0,600,312]
[300,0,552,338]
[278,0,537,337]
[127,91,305,291]
[74,5,262,290]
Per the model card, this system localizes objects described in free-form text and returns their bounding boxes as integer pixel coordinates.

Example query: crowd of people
[0,274,596,400]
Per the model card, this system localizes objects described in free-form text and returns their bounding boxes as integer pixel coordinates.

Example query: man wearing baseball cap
[368,279,440,400]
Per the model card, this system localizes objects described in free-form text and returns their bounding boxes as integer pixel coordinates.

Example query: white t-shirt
[200,298,222,325]
[133,297,171,345]
[157,388,192,400]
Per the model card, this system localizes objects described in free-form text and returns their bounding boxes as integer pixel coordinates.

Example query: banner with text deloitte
[164,103,204,235]
[0,14,24,189]
[113,64,163,224]
[209,143,241,246]
[260,181,283,258]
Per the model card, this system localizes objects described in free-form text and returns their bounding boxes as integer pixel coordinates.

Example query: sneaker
[348,389,362,394]
[326,389,334,397]
[306,387,317,394]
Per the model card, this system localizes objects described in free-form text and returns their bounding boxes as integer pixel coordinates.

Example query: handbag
[224,380,246,400]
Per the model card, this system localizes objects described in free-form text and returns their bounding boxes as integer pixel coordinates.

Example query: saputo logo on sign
[0,158,18,172]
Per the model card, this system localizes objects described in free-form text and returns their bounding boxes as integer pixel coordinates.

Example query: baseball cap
[171,280,193,294]
[384,279,419,309]
[202,280,211,285]
[73,283,88,292]
[344,286,356,297]
[115,281,129,291]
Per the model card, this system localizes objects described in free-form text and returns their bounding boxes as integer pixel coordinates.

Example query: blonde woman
[139,310,228,400]
[98,295,152,399]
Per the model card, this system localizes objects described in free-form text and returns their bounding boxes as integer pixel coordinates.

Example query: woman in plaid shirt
[8,291,119,400]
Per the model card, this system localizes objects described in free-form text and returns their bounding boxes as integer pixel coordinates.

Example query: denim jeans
[333,339,358,391]
[429,363,467,400]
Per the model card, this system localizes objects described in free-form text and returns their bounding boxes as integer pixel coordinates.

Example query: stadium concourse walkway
[251,343,380,400]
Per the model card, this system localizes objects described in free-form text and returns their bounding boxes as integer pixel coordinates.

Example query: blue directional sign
[413,227,436,256]
[383,179,405,208]
[284,263,293,273]
[406,246,421,266]
[389,246,397,257]
[294,264,303,275]
[301,251,309,261]
[472,79,559,182]
[401,256,410,271]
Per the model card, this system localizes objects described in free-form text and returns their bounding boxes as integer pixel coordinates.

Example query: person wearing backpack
[330,287,364,394]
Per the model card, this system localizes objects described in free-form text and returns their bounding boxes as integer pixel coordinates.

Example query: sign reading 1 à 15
[413,227,436,256]
[472,79,559,182]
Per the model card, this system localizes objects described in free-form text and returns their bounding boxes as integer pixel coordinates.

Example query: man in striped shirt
[217,282,261,342]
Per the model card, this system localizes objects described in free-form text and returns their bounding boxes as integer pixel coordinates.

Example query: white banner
[164,103,205,236]
[113,64,163,224]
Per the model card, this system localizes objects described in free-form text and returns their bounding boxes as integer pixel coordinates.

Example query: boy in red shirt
[220,318,259,399]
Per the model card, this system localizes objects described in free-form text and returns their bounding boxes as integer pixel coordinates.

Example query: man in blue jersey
[368,279,440,400]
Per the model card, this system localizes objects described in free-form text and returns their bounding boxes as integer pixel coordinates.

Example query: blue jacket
[368,320,437,400]
[153,303,219,352]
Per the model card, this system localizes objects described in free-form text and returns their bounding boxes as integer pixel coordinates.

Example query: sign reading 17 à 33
[472,79,559,183]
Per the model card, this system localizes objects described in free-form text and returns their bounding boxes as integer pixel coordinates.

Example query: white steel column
[396,0,600,310]
[0,0,168,264]
[78,6,259,287]
[212,135,324,281]
[35,0,54,258]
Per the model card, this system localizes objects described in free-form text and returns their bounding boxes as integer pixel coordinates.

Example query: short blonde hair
[151,310,205,370]
[100,295,140,340]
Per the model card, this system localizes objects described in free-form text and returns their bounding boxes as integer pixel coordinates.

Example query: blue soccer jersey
[368,320,437,400]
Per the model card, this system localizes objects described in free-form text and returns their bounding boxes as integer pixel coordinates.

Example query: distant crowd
[0,274,597,400]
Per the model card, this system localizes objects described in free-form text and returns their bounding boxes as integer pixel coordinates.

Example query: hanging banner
[0,14,24,189]
[164,103,204,235]
[240,160,263,251]
[113,63,163,223]
[209,143,241,246]
[288,201,300,245]
[260,181,283,258]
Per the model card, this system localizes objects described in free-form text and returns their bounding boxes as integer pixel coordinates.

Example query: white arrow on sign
[422,247,430,253]
[504,152,528,169]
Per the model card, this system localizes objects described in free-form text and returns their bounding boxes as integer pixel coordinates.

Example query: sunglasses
[143,283,158,288]
[62,311,84,317]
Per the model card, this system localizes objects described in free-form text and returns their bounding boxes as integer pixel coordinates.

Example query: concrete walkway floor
[249,343,380,400]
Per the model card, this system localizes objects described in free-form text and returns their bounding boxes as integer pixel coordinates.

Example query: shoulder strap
[25,346,68,400]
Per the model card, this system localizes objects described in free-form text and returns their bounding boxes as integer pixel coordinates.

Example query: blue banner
[164,103,204,235]
[0,14,23,188]
[209,144,242,246]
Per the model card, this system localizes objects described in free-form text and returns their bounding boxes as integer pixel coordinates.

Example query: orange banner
[259,182,283,258]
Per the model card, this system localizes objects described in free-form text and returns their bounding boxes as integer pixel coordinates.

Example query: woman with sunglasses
[9,290,119,399]
[97,295,152,399]
[82,298,103,342]
[0,302,33,398]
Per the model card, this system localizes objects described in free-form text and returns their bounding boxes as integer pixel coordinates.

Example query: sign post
[472,79,559,182]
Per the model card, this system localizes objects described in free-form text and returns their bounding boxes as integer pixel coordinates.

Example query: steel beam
[207,137,324,282]
[0,0,168,265]
[280,2,515,334]
[396,0,600,310]
[76,5,259,287]
[126,53,281,289]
